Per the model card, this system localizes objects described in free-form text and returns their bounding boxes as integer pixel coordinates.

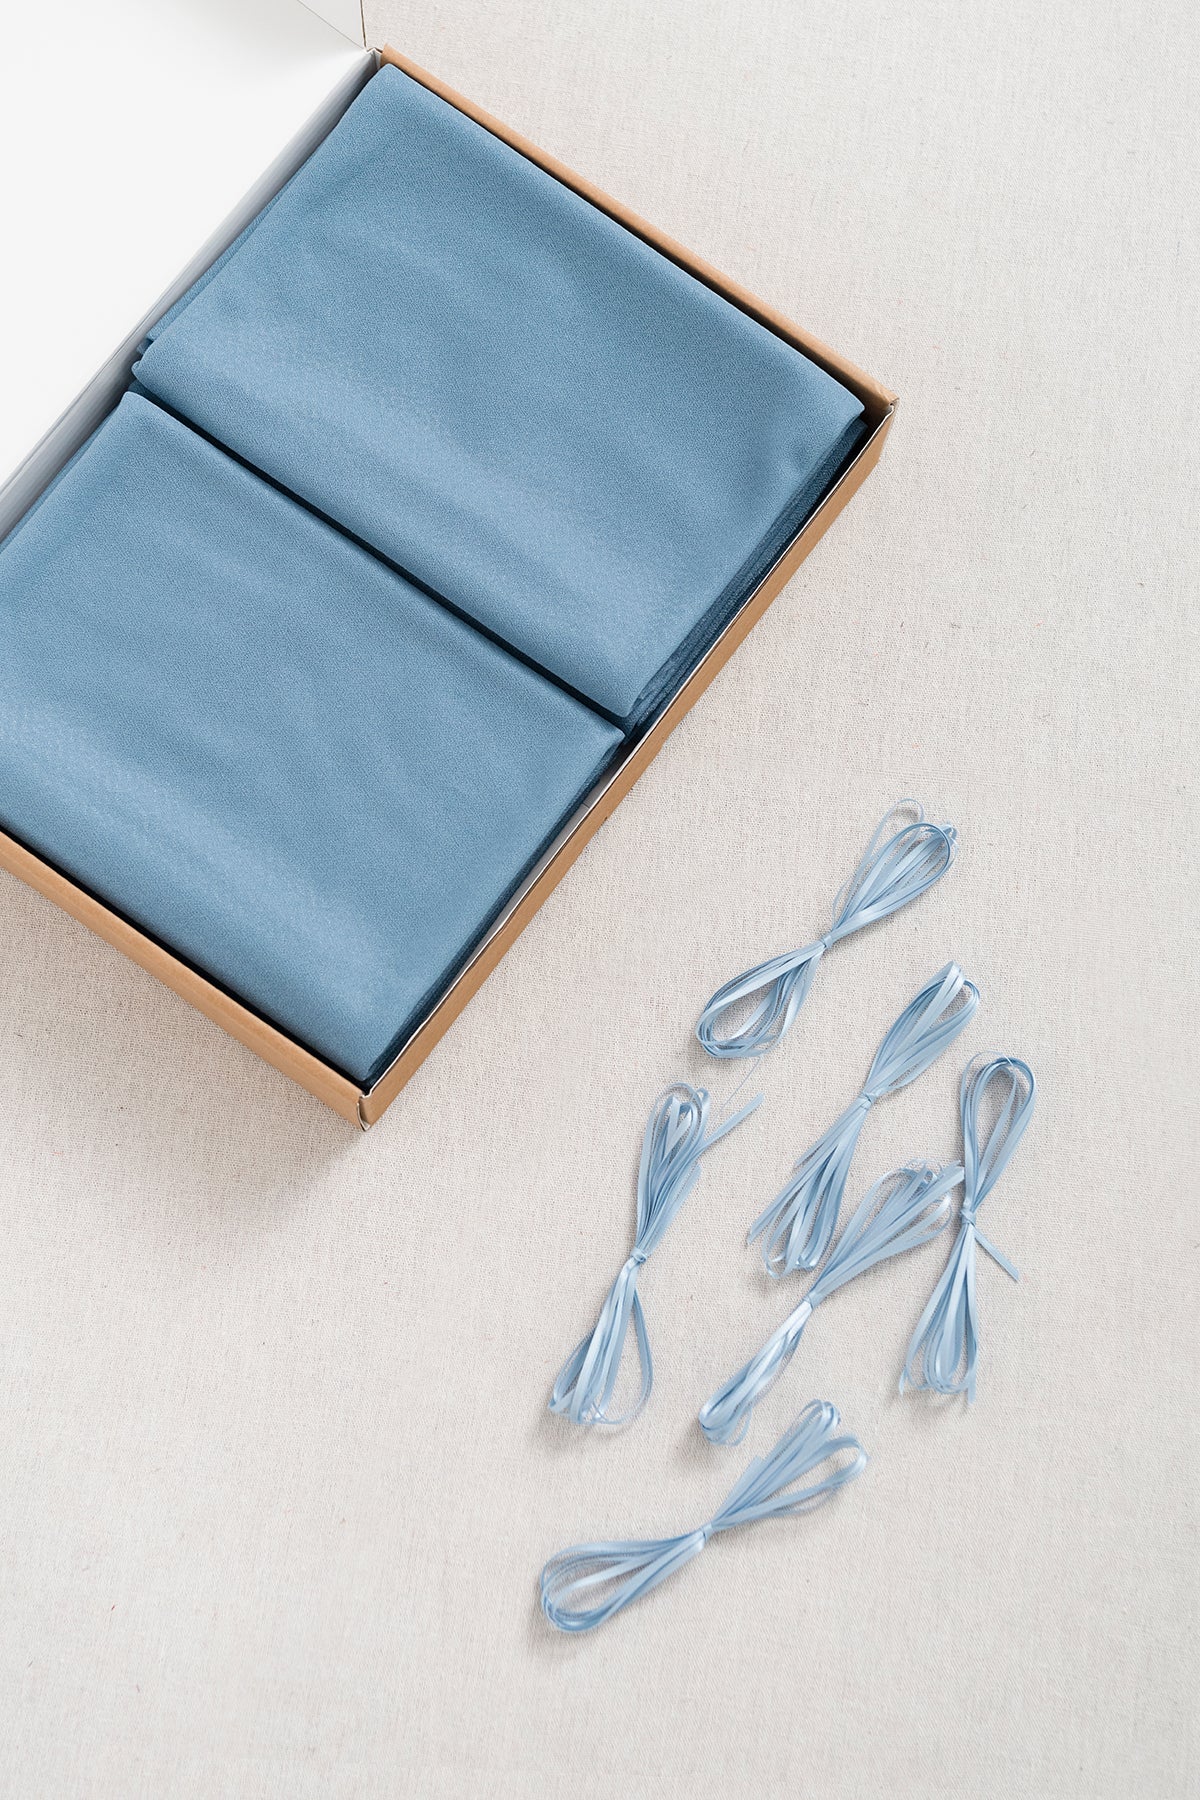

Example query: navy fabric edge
[624,411,873,733]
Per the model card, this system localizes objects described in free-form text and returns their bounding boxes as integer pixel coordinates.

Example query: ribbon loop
[747,963,979,1276]
[549,1082,761,1427]
[901,1055,1036,1401]
[540,1400,867,1632]
[701,1163,957,1444]
[695,801,957,1060]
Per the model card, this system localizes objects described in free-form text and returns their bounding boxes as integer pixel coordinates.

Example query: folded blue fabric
[0,394,621,1084]
[135,65,867,728]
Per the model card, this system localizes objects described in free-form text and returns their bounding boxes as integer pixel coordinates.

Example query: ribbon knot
[956,1203,1016,1275]
[701,1164,956,1444]
[549,1083,761,1427]
[695,801,958,1059]
[901,1055,1035,1400]
[747,963,979,1275]
[541,1400,867,1633]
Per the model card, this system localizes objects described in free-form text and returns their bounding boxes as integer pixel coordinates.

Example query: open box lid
[0,0,372,514]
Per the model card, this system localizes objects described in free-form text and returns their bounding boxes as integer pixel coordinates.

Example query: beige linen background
[2,0,1197,1794]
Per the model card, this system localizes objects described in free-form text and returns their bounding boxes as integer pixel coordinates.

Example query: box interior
[0,42,894,1128]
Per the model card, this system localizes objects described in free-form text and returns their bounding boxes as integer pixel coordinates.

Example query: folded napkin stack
[0,397,619,1082]
[0,66,868,1081]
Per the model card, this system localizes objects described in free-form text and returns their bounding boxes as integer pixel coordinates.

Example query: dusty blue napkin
[136,66,867,728]
[0,395,620,1083]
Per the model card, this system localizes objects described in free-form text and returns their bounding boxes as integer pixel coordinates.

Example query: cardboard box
[0,34,895,1128]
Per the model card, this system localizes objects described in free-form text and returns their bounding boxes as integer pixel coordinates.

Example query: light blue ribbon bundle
[549,1083,762,1427]
[901,1054,1035,1401]
[695,801,957,1060]
[540,1398,866,1632]
[748,961,979,1277]
[699,1163,958,1445]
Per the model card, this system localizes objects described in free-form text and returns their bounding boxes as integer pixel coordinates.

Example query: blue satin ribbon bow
[748,962,979,1276]
[699,1163,957,1445]
[696,801,956,1060]
[549,1083,761,1427]
[541,1398,866,1631]
[901,1054,1035,1400]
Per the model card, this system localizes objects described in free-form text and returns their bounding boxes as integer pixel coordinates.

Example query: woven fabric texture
[1,1,1196,1794]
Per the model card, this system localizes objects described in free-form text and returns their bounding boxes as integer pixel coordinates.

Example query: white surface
[1,1,1198,1796]
[0,0,368,484]
[299,0,366,43]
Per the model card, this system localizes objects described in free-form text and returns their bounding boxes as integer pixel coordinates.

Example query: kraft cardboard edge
[0,829,364,1124]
